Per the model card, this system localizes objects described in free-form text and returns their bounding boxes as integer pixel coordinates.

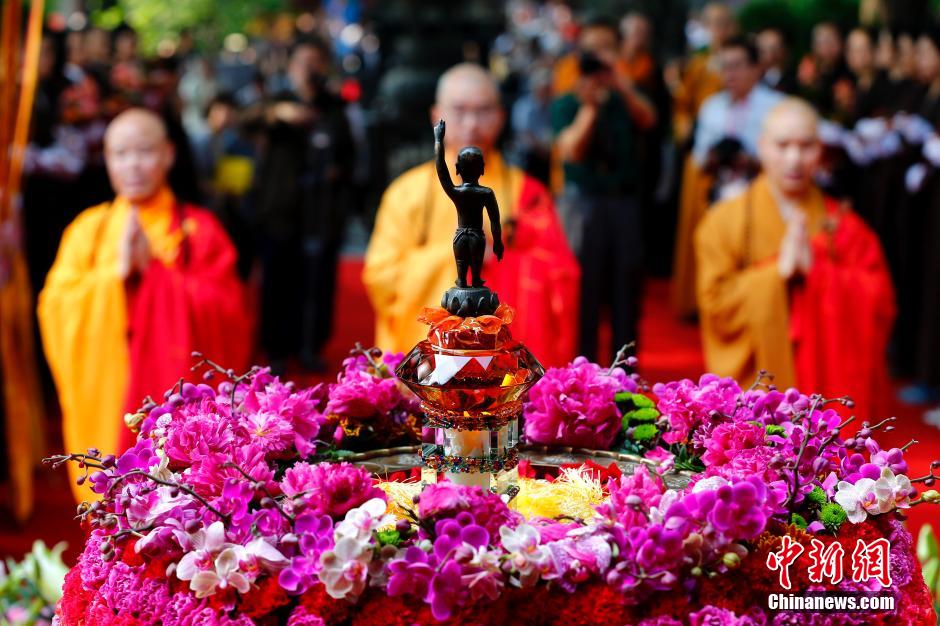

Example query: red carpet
[2,257,937,564]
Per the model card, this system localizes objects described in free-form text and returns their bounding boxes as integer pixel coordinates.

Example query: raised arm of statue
[434,120,457,200]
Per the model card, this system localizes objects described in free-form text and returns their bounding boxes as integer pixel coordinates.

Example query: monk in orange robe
[695,98,895,417]
[38,109,250,501]
[671,2,737,318]
[364,64,579,367]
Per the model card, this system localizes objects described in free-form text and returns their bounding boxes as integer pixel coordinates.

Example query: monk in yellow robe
[695,98,895,417]
[671,2,737,318]
[39,109,250,501]
[364,64,579,367]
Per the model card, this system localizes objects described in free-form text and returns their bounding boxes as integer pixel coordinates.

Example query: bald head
[105,108,168,145]
[432,63,504,153]
[758,98,822,197]
[105,108,175,203]
[435,63,499,103]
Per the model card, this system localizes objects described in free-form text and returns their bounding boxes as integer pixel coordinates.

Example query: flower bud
[395,519,411,534]
[690,566,703,576]
[87,448,100,457]
[722,553,741,568]
[76,475,87,486]
[921,490,940,503]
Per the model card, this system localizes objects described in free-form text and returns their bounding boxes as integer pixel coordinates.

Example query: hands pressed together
[118,208,152,280]
[778,211,813,280]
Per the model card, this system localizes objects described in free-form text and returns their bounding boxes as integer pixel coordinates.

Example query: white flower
[318,535,374,600]
[871,467,913,513]
[835,467,915,525]
[649,489,680,525]
[189,547,251,598]
[834,478,877,523]
[500,524,551,587]
[238,537,288,581]
[691,476,729,494]
[335,497,393,541]
[174,521,283,598]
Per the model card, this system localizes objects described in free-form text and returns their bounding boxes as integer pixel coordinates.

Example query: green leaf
[765,424,786,437]
[918,524,939,563]
[921,558,939,591]
[619,438,645,456]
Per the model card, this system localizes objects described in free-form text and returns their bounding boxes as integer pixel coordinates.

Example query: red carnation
[240,575,292,618]
[120,544,145,567]
[299,585,352,625]
[57,567,92,625]
[546,582,636,626]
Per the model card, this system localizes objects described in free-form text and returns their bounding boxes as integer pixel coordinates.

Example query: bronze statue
[434,119,504,316]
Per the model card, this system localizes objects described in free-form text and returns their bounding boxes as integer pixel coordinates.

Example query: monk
[39,108,251,500]
[363,64,579,366]
[695,98,895,417]
[673,36,779,319]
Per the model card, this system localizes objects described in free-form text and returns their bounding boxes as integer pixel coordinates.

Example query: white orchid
[319,535,375,600]
[188,547,251,597]
[335,497,393,541]
[500,524,552,587]
[834,467,914,524]
[175,521,286,598]
[318,498,392,600]
[835,477,878,523]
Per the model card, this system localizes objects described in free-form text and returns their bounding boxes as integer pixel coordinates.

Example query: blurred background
[2,0,940,593]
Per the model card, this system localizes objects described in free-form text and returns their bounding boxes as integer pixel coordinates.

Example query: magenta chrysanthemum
[524,356,635,449]
[280,461,384,519]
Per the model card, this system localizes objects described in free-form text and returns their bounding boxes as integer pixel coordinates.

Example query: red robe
[791,200,896,417]
[119,205,252,450]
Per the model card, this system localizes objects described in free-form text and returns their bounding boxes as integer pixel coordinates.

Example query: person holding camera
[552,17,656,363]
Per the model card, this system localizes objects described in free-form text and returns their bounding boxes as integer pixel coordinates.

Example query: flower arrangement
[48,351,939,625]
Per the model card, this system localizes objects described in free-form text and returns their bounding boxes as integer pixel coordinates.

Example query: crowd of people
[21,1,940,493]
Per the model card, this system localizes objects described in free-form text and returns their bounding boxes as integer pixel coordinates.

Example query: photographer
[552,17,654,362]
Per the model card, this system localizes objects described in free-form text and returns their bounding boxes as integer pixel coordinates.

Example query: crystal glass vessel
[397,331,543,490]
